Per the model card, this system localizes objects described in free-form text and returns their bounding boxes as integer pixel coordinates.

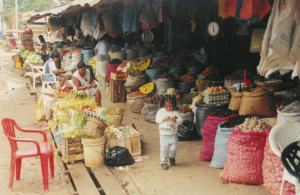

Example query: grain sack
[228,92,243,111]
[124,74,148,89]
[198,114,238,161]
[153,78,175,95]
[96,61,108,79]
[210,122,232,169]
[239,88,276,117]
[127,95,149,113]
[141,103,159,123]
[219,129,267,184]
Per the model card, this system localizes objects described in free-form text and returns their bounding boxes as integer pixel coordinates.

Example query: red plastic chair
[1,118,54,192]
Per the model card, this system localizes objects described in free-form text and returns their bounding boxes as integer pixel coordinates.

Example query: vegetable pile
[24,54,44,65]
[209,109,237,118]
[128,91,144,97]
[178,74,194,83]
[111,70,125,75]
[225,70,244,81]
[169,57,185,68]
[55,88,73,94]
[129,69,145,77]
[148,61,164,70]
[195,80,213,92]
[221,115,247,128]
[159,72,174,78]
[155,59,173,65]
[199,67,213,76]
[75,104,96,115]
[146,95,162,104]
[235,117,272,132]
[179,104,192,113]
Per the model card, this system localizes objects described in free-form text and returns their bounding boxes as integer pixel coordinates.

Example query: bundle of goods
[127,91,149,113]
[255,78,282,92]
[219,117,271,184]
[186,59,204,76]
[277,99,300,124]
[262,129,295,195]
[141,95,162,123]
[178,104,193,122]
[168,57,187,78]
[177,74,195,93]
[203,86,230,105]
[177,120,200,141]
[107,59,123,82]
[228,92,243,111]
[199,109,238,161]
[124,69,147,91]
[224,70,244,89]
[192,80,213,93]
[209,115,246,169]
[239,88,276,117]
[274,88,300,105]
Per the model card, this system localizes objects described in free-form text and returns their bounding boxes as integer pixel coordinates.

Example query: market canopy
[26,0,122,23]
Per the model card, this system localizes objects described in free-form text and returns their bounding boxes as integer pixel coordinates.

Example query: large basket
[83,117,107,137]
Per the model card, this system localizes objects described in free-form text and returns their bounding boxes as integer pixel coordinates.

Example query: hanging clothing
[142,22,158,30]
[103,11,119,34]
[139,0,159,25]
[219,0,230,19]
[59,16,66,27]
[240,0,271,20]
[123,8,137,33]
[225,0,237,17]
[81,13,93,36]
[47,19,60,31]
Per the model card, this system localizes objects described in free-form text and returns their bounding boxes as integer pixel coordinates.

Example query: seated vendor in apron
[72,61,101,107]
[43,51,66,88]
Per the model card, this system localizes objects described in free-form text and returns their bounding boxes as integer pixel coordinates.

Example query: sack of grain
[141,103,159,123]
[127,95,149,113]
[124,74,148,89]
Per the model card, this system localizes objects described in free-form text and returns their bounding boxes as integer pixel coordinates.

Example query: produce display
[129,69,145,77]
[159,72,174,78]
[199,67,213,76]
[72,50,81,54]
[148,60,164,70]
[235,117,272,132]
[24,55,44,65]
[146,95,162,104]
[128,91,144,97]
[109,59,123,64]
[221,115,247,128]
[263,118,277,126]
[280,100,300,113]
[111,70,125,75]
[225,70,244,80]
[140,82,154,94]
[169,57,186,68]
[132,59,151,70]
[165,88,181,100]
[178,74,194,83]
[75,105,96,115]
[55,88,73,94]
[194,80,213,92]
[203,87,230,105]
[209,109,237,118]
[179,104,192,113]
[156,59,173,65]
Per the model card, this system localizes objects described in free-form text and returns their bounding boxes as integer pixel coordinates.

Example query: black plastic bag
[195,103,228,137]
[105,146,135,166]
[177,120,200,141]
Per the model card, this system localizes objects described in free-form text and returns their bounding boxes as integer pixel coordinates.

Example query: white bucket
[82,137,105,168]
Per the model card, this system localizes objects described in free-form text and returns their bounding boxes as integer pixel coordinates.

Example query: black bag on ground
[195,103,228,137]
[178,120,200,141]
[105,146,135,166]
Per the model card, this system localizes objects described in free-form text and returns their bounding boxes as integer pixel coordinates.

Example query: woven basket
[83,117,107,137]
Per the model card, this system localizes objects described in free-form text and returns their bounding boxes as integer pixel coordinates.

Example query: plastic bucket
[16,60,22,69]
[82,137,105,168]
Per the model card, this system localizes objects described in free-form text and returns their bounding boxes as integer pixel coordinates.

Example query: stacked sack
[69,50,82,71]
[219,117,271,184]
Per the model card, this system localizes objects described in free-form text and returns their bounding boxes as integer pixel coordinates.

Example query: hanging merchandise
[47,18,60,31]
[240,0,271,20]
[60,16,66,27]
[139,0,159,26]
[50,17,60,27]
[225,0,237,17]
[90,11,97,30]
[123,7,137,33]
[103,11,119,34]
[66,16,73,26]
[157,5,163,23]
[81,13,93,36]
[218,0,230,19]
[75,15,82,31]
[190,16,196,32]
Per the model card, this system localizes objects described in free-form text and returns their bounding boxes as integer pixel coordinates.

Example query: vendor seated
[43,51,66,88]
[72,61,101,107]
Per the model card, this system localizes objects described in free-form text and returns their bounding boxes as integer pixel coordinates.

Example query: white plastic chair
[28,63,59,91]
[269,122,300,195]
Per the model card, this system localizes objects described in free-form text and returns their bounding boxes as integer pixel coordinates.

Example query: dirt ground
[0,49,269,195]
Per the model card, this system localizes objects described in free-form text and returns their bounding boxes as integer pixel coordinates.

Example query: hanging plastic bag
[177,120,200,141]
[105,146,135,166]
[36,96,46,121]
